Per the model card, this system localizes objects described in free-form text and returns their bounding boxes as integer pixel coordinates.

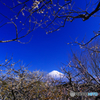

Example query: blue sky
[0,0,100,73]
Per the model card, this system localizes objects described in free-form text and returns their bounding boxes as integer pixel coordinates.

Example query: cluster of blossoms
[32,0,40,9]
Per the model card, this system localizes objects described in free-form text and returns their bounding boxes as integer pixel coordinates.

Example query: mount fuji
[46,70,66,80]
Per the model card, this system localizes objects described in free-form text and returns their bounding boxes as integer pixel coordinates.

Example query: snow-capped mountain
[47,70,65,79]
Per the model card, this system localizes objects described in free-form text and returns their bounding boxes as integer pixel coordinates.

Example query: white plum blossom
[32,0,40,9]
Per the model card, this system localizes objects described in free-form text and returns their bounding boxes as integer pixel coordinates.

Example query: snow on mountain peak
[47,70,65,79]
